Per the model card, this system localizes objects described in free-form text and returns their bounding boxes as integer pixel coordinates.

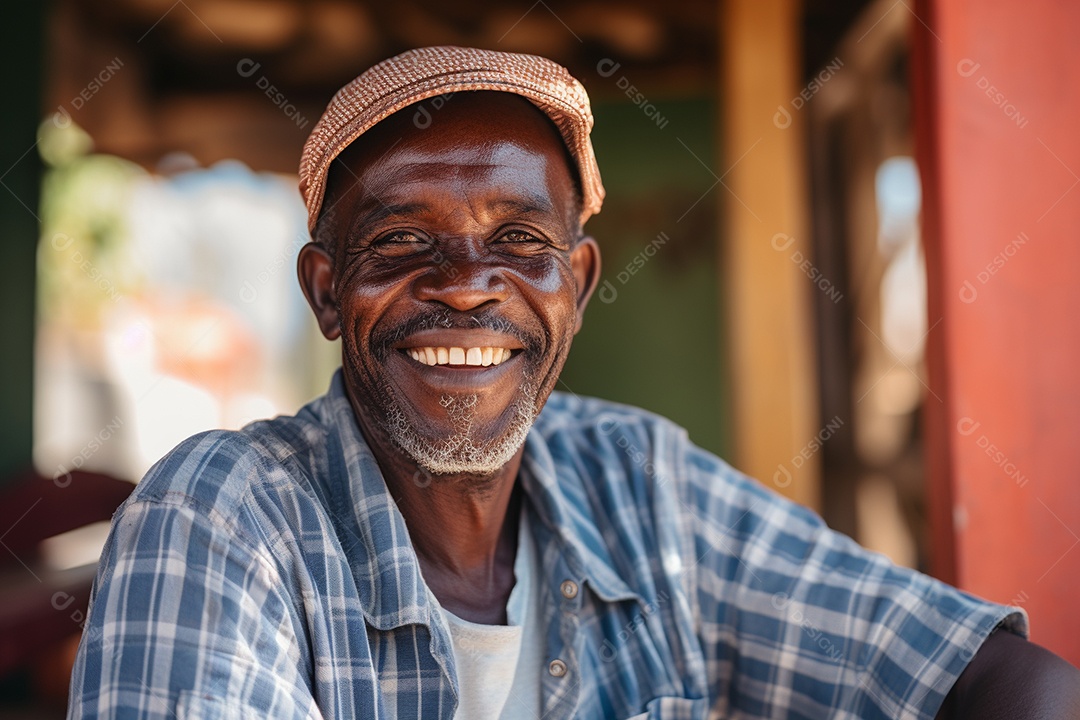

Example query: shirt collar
[317,370,434,630]
[517,425,644,604]
[316,371,642,630]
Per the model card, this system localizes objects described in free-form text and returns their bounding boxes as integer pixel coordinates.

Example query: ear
[297,242,341,340]
[569,236,601,334]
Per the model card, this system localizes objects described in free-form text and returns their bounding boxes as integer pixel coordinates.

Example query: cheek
[334,273,404,347]
[520,254,576,296]
[510,258,579,339]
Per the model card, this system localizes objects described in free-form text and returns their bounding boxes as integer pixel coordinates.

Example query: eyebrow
[351,202,425,234]
[348,193,557,237]
[487,195,554,216]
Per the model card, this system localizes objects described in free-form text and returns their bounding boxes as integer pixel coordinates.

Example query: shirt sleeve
[67,497,319,719]
[680,444,1028,720]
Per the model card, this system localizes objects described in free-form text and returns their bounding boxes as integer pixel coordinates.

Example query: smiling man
[69,47,1079,719]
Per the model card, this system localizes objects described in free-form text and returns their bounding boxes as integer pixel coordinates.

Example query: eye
[494,229,551,255]
[371,231,429,257]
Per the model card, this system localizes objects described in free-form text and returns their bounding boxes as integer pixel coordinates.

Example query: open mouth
[403,346,515,368]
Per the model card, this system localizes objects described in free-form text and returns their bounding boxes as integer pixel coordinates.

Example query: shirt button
[560,580,579,599]
[548,659,568,677]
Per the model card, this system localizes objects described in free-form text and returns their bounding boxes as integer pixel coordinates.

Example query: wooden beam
[720,0,820,509]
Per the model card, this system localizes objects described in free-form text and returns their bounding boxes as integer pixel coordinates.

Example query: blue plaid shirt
[69,370,1026,719]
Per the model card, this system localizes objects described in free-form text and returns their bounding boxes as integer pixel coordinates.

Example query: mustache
[371,308,546,356]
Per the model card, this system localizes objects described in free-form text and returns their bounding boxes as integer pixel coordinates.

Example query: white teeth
[405,346,515,367]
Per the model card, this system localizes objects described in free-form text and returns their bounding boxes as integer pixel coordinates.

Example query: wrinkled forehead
[321,92,581,218]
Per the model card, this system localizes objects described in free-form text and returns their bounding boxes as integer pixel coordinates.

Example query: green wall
[0,4,44,483]
[560,97,730,458]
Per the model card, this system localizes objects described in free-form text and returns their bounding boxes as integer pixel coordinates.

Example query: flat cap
[299,45,605,233]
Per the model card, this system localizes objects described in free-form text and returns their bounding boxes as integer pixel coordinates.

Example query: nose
[412,241,511,312]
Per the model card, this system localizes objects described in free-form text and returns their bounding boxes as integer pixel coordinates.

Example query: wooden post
[915,0,1080,664]
[720,0,821,509]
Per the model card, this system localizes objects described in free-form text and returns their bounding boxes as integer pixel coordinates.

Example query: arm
[68,499,316,719]
[936,630,1080,719]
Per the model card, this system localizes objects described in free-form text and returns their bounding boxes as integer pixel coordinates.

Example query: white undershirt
[430,509,544,720]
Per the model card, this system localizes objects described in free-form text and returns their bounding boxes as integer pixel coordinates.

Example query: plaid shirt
[69,370,1026,719]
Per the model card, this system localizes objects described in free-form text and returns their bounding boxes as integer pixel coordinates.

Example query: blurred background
[1,0,1078,715]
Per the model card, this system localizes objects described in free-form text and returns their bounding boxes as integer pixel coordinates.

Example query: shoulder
[123,407,331,543]
[534,391,687,482]
[536,390,680,435]
[534,391,810,522]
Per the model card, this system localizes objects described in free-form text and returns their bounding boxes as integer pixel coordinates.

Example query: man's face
[301,92,599,476]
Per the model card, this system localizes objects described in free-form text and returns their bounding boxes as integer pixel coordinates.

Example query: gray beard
[382,384,539,476]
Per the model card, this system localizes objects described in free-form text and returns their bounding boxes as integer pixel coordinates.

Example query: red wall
[915,0,1080,664]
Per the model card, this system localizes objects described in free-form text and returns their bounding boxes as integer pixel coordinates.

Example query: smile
[404,346,514,367]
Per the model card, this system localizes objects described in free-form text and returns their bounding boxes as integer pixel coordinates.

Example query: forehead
[322,92,579,227]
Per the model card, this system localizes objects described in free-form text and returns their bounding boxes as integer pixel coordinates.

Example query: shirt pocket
[177,691,276,720]
[623,695,709,720]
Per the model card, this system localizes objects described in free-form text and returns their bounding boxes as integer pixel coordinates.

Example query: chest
[298,580,705,719]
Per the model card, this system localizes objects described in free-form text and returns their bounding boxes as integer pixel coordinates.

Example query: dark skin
[938,630,1080,719]
[298,93,600,625]
[297,91,1080,716]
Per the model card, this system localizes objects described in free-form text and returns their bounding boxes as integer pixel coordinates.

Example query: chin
[384,384,539,476]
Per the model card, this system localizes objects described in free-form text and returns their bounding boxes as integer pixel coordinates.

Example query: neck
[347,388,525,624]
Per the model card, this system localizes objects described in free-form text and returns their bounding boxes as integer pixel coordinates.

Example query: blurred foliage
[36,120,143,328]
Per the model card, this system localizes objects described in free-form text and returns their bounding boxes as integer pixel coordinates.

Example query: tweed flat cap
[299,45,605,233]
